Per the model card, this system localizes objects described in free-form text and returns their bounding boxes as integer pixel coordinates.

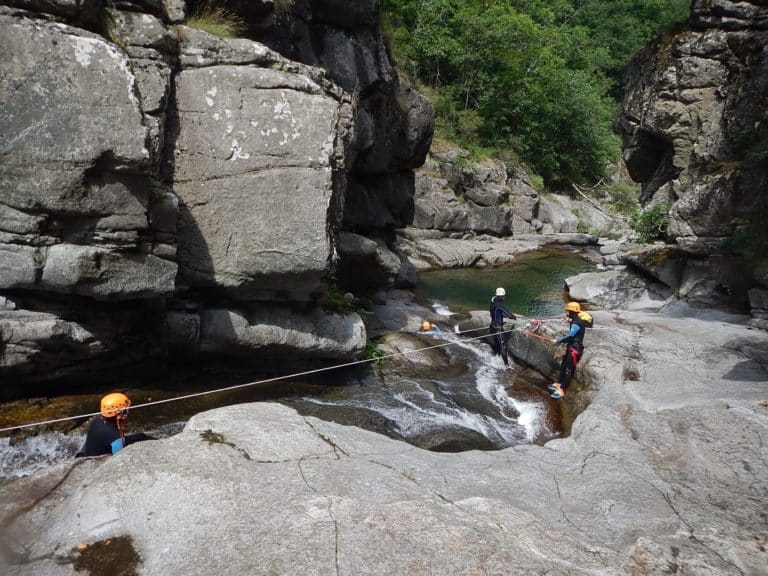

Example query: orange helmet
[565,301,581,313]
[100,392,131,418]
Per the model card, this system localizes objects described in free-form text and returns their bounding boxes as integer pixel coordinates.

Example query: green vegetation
[200,429,252,460]
[723,209,768,258]
[602,181,641,215]
[380,0,689,185]
[200,429,232,446]
[321,286,358,315]
[186,1,245,38]
[629,203,669,243]
[147,177,169,200]
[572,208,591,234]
[528,172,544,193]
[101,9,126,50]
[733,116,768,166]
[364,340,386,361]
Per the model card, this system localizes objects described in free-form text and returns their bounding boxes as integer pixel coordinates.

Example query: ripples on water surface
[414,249,594,317]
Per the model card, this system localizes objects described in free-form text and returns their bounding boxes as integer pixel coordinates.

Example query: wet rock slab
[1,312,768,575]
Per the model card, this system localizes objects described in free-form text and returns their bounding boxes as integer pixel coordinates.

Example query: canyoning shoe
[550,384,564,399]
[547,382,558,391]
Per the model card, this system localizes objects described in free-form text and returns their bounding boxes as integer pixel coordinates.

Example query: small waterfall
[0,422,184,486]
[443,331,546,442]
[0,251,581,481]
[430,301,456,316]
[291,323,552,450]
[0,432,84,485]
[0,304,556,483]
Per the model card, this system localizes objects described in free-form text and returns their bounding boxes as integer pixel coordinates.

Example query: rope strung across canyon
[0,323,553,434]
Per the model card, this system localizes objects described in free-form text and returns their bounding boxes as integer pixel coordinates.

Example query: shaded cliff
[0,0,432,392]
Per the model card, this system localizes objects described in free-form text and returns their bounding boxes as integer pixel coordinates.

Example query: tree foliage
[629,204,669,243]
[381,0,689,185]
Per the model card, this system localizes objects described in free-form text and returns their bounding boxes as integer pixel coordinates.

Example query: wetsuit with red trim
[555,312,591,390]
[489,296,517,367]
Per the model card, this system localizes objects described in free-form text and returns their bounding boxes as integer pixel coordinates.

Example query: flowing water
[1,249,592,484]
[286,330,557,451]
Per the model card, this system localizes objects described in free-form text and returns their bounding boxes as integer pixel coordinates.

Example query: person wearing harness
[549,301,593,399]
[76,393,154,457]
[489,287,517,370]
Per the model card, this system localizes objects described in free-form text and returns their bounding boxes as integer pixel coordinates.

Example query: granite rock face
[618,0,768,254]
[2,311,767,575]
[410,150,617,239]
[0,13,175,300]
[615,0,768,313]
[172,27,353,301]
[412,153,540,236]
[1,2,436,388]
[255,0,435,232]
[394,229,596,270]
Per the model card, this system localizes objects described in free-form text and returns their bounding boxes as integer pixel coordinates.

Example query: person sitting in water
[76,393,154,457]
[420,320,442,333]
[489,287,516,370]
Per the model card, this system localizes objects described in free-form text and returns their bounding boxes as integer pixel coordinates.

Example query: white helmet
[495,287,505,297]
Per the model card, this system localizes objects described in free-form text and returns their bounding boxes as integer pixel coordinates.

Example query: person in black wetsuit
[549,301,593,399]
[489,287,517,370]
[77,392,153,457]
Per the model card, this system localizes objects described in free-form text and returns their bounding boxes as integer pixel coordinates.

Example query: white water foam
[445,333,545,441]
[300,394,508,441]
[0,422,183,485]
[0,432,84,484]
[431,301,456,316]
[390,380,499,437]
[474,364,543,442]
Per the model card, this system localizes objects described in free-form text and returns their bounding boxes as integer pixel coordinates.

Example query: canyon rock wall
[617,0,768,315]
[0,1,427,391]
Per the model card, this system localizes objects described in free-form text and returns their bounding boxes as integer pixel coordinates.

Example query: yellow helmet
[100,392,131,418]
[421,321,432,331]
[565,301,581,313]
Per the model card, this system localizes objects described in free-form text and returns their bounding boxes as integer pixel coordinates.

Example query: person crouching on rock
[549,302,593,399]
[76,392,154,457]
[489,287,516,371]
[420,320,442,334]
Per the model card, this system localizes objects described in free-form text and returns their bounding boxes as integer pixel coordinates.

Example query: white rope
[1,323,538,434]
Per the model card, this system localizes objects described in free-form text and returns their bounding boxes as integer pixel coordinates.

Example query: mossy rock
[625,244,687,289]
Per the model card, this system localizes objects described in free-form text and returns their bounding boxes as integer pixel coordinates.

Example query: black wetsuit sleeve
[78,417,121,457]
[501,305,516,321]
[490,300,517,327]
[124,432,155,445]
